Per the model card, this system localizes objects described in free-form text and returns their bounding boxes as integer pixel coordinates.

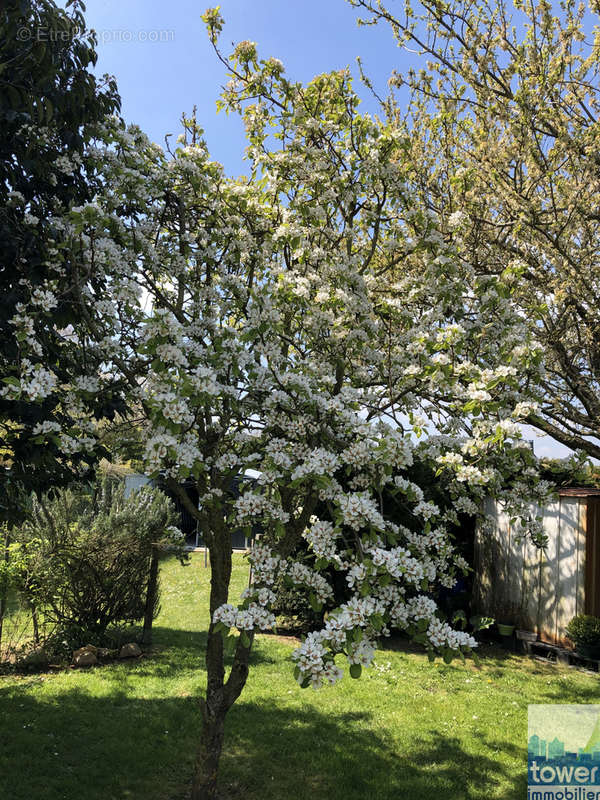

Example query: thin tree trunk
[0,594,5,658]
[191,704,227,800]
[30,602,39,645]
[162,490,257,798]
[0,528,11,658]
[141,545,159,645]
[191,513,233,800]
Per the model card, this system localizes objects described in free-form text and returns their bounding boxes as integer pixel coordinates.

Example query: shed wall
[473,496,587,645]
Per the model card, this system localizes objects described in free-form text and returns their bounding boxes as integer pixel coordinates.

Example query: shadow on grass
[133,626,277,680]
[0,678,526,800]
[0,684,199,800]
[4,622,589,800]
[220,702,525,800]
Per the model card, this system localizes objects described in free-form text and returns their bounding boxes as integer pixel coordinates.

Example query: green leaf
[349,663,362,679]
[308,593,322,613]
[370,613,384,631]
[452,609,467,629]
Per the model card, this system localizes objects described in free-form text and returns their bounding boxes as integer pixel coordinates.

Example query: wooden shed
[473,488,600,646]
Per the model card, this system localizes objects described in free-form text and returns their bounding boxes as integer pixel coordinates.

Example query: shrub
[14,475,183,648]
[271,574,324,633]
[566,615,600,646]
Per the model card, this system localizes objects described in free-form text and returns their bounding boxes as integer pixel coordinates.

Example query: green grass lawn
[1,553,600,800]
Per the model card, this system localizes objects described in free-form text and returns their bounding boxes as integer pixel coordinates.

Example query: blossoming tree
[5,10,551,797]
[348,0,600,459]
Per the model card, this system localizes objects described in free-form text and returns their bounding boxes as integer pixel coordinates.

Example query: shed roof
[557,487,600,497]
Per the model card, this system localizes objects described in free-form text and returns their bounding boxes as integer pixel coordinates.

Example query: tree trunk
[191,512,234,799]
[0,528,11,658]
[0,593,5,659]
[30,602,39,645]
[161,495,256,798]
[141,545,159,645]
[191,704,227,800]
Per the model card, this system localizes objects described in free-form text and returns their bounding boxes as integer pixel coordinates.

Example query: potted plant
[566,615,600,660]
[516,628,538,642]
[495,601,517,637]
[516,612,538,644]
[497,621,515,636]
[514,613,538,653]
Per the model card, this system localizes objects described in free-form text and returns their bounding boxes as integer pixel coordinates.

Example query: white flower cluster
[369,546,426,585]
[290,448,340,481]
[413,500,440,521]
[287,562,333,603]
[0,361,58,402]
[234,491,289,524]
[291,634,344,689]
[75,375,100,393]
[155,343,188,368]
[453,495,479,516]
[32,420,61,436]
[234,603,276,632]
[165,525,185,541]
[59,433,96,454]
[248,542,282,585]
[427,617,477,651]
[391,595,438,627]
[213,578,277,633]
[346,563,367,589]
[338,491,385,531]
[347,638,376,667]
[144,430,177,471]
[241,586,276,606]
[303,518,338,560]
[30,288,57,311]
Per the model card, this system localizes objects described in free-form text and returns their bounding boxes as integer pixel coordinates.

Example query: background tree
[349,0,600,458]
[0,0,120,523]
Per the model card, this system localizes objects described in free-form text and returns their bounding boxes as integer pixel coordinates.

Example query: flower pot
[516,630,538,642]
[497,623,515,637]
[575,642,600,660]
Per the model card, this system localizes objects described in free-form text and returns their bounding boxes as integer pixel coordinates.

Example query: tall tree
[0,0,120,521]
[18,10,549,795]
[349,0,600,458]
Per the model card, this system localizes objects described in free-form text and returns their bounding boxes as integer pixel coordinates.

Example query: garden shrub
[14,475,184,651]
[566,615,600,647]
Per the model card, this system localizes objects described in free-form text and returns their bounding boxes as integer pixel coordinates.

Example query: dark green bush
[566,615,600,646]
[271,573,324,634]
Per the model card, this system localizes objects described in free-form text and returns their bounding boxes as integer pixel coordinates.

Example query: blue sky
[68,0,572,459]
[73,0,404,175]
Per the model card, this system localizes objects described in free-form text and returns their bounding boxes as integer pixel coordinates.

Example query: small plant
[495,600,519,624]
[566,615,600,658]
[493,601,519,637]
